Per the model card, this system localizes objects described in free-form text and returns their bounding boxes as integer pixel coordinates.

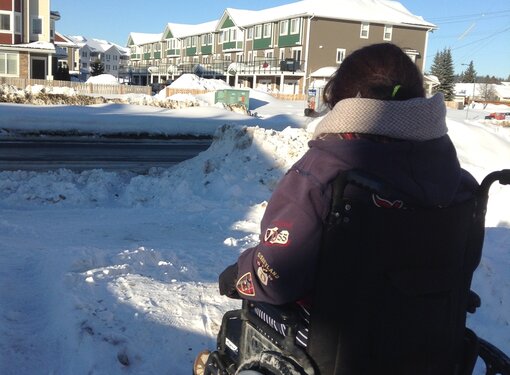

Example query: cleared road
[0,139,212,172]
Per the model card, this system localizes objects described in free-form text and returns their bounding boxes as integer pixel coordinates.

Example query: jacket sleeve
[233,167,330,305]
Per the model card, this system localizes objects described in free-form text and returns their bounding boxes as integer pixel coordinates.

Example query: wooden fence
[0,77,151,96]
[0,77,305,101]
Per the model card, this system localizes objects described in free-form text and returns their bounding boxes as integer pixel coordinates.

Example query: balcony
[124,58,305,79]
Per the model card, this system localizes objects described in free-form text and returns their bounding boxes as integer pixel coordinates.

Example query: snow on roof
[166,20,218,38]
[79,38,126,54]
[67,35,87,46]
[310,66,337,77]
[128,32,163,45]
[227,0,435,29]
[15,41,55,51]
[494,84,510,99]
[126,0,433,43]
[424,75,440,85]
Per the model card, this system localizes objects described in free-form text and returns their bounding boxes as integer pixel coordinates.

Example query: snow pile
[0,83,107,105]
[0,125,310,209]
[86,74,121,85]
[169,73,231,91]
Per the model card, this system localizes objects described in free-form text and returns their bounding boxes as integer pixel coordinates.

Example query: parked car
[485,112,510,120]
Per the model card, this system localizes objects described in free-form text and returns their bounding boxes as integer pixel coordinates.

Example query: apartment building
[125,0,436,94]
[70,36,129,80]
[54,31,79,73]
[125,31,163,85]
[0,0,59,79]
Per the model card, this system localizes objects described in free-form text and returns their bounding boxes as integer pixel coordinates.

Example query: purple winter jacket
[230,134,478,305]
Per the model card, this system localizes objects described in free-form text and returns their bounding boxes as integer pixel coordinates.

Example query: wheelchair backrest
[307,170,485,375]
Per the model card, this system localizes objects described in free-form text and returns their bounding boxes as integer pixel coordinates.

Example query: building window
[32,18,42,34]
[81,51,88,58]
[384,25,393,41]
[290,18,300,34]
[292,47,302,62]
[279,20,288,36]
[336,48,346,63]
[247,27,253,40]
[168,39,177,49]
[14,14,21,34]
[222,30,229,43]
[360,22,369,39]
[254,25,262,39]
[0,13,10,31]
[0,52,19,75]
[263,23,272,38]
[230,29,237,42]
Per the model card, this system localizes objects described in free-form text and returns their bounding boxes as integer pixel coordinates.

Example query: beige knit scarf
[313,93,447,141]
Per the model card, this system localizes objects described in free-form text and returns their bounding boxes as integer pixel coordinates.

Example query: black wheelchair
[197,169,510,375]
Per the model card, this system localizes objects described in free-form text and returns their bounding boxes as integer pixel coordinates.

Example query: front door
[31,58,46,79]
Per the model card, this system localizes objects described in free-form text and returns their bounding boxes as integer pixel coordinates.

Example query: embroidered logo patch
[264,227,290,245]
[256,267,269,285]
[236,272,255,296]
[256,252,279,281]
[372,193,404,209]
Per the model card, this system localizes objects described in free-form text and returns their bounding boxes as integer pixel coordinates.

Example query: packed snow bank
[0,124,311,209]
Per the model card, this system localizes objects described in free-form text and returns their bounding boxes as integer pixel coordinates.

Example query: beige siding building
[125,0,436,93]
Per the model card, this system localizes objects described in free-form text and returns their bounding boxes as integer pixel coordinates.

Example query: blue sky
[51,0,510,79]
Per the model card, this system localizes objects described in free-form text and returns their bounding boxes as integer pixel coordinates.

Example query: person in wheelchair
[193,43,506,375]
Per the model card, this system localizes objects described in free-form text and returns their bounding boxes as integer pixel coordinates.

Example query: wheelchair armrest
[467,290,481,314]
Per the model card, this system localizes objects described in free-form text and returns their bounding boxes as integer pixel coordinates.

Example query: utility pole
[461,63,476,120]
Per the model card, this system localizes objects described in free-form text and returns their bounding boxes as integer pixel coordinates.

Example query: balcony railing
[122,58,304,78]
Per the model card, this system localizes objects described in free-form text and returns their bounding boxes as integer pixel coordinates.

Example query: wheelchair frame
[199,169,510,375]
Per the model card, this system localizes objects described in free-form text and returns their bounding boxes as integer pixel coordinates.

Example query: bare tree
[480,83,498,102]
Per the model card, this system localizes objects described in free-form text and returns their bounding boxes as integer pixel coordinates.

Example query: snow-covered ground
[0,75,509,375]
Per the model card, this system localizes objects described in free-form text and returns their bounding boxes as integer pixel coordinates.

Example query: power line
[428,9,510,23]
[449,25,510,51]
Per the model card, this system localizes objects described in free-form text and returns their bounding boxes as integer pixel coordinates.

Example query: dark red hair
[323,43,425,109]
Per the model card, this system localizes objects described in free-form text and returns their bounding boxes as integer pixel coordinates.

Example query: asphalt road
[0,139,212,172]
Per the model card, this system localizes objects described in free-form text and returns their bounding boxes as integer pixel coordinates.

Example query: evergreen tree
[429,48,455,100]
[90,59,104,76]
[461,61,476,83]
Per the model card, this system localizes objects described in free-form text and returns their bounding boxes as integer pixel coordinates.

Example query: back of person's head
[323,43,425,109]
